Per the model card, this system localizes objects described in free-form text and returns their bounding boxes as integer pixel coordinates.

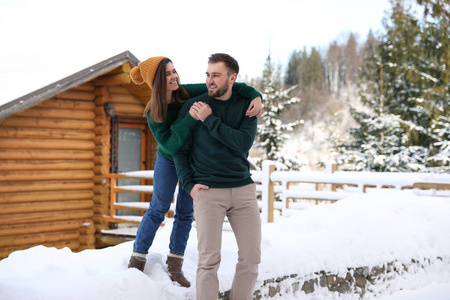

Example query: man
[174,53,261,300]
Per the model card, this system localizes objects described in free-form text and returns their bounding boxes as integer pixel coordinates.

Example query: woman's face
[165,62,179,92]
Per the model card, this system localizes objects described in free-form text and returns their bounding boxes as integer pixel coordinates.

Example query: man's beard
[208,82,229,98]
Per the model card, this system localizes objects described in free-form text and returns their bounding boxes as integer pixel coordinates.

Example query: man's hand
[190,183,209,199]
[191,101,212,122]
[246,96,262,117]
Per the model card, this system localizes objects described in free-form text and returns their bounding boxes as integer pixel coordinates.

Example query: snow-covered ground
[0,189,449,300]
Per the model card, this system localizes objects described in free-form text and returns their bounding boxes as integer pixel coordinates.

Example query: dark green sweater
[146,82,261,161]
[174,92,257,193]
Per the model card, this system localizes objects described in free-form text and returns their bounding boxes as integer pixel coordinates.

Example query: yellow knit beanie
[130,56,167,89]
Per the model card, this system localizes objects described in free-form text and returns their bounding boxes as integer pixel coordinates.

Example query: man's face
[206,62,232,99]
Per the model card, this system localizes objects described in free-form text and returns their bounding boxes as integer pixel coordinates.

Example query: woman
[127,56,262,288]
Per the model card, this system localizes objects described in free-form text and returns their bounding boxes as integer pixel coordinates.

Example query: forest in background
[250,0,449,173]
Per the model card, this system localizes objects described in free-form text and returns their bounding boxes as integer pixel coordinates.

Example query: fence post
[261,160,275,223]
[110,177,117,218]
[325,162,337,191]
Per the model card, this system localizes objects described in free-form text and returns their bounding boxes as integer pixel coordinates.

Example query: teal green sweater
[146,82,261,160]
[173,92,257,193]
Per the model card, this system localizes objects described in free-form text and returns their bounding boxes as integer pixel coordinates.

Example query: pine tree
[332,0,449,172]
[255,55,303,170]
[333,112,428,171]
[417,0,450,168]
[380,0,449,149]
[285,50,303,86]
[293,47,326,122]
[303,47,324,89]
[428,115,450,171]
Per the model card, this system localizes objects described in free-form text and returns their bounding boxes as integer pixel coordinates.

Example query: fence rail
[102,161,450,225]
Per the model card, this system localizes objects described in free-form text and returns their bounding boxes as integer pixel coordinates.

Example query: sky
[0,0,391,106]
[0,189,449,299]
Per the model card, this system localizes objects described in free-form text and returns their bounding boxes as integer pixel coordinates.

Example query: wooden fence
[102,161,450,226]
[255,161,450,222]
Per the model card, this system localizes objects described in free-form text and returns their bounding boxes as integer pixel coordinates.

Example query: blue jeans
[133,153,193,256]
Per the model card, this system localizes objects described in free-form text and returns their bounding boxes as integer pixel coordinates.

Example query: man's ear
[230,73,237,84]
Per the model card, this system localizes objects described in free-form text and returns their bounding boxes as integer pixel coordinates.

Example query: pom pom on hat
[130,56,167,89]
[130,67,145,85]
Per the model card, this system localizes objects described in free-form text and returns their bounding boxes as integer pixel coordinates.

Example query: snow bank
[0,189,449,300]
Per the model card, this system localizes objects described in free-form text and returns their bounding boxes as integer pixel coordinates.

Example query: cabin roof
[0,50,140,121]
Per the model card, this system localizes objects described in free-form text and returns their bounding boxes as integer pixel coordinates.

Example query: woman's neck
[166,91,174,103]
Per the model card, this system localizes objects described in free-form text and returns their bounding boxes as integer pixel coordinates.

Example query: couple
[127,53,262,300]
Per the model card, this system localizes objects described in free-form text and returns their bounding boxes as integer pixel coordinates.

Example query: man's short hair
[208,53,239,75]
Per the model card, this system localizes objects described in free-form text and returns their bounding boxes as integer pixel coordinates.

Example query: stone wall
[219,256,447,299]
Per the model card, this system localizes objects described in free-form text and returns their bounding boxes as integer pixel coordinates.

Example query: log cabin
[0,51,157,260]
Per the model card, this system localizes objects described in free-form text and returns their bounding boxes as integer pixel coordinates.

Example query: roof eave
[0,50,140,121]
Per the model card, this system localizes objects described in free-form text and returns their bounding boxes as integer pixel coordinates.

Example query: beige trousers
[194,184,261,300]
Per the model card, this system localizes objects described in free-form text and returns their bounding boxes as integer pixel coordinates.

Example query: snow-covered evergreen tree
[428,115,450,171]
[333,113,428,171]
[255,55,303,170]
[332,0,449,172]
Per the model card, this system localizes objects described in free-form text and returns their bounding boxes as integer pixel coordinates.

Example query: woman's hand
[189,106,200,120]
[191,101,212,122]
[246,96,262,117]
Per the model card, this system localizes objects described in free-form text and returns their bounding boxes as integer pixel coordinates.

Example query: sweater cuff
[202,114,215,127]
[184,111,199,128]
[184,182,195,195]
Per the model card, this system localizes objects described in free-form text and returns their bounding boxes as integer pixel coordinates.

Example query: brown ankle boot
[166,256,191,287]
[128,255,146,272]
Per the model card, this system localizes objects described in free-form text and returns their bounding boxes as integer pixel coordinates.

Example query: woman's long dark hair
[143,58,190,122]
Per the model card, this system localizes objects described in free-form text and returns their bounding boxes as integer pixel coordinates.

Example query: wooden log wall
[92,86,112,238]
[109,87,145,117]
[0,83,97,259]
[92,84,145,244]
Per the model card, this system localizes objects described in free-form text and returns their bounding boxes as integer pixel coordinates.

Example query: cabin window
[110,116,155,215]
